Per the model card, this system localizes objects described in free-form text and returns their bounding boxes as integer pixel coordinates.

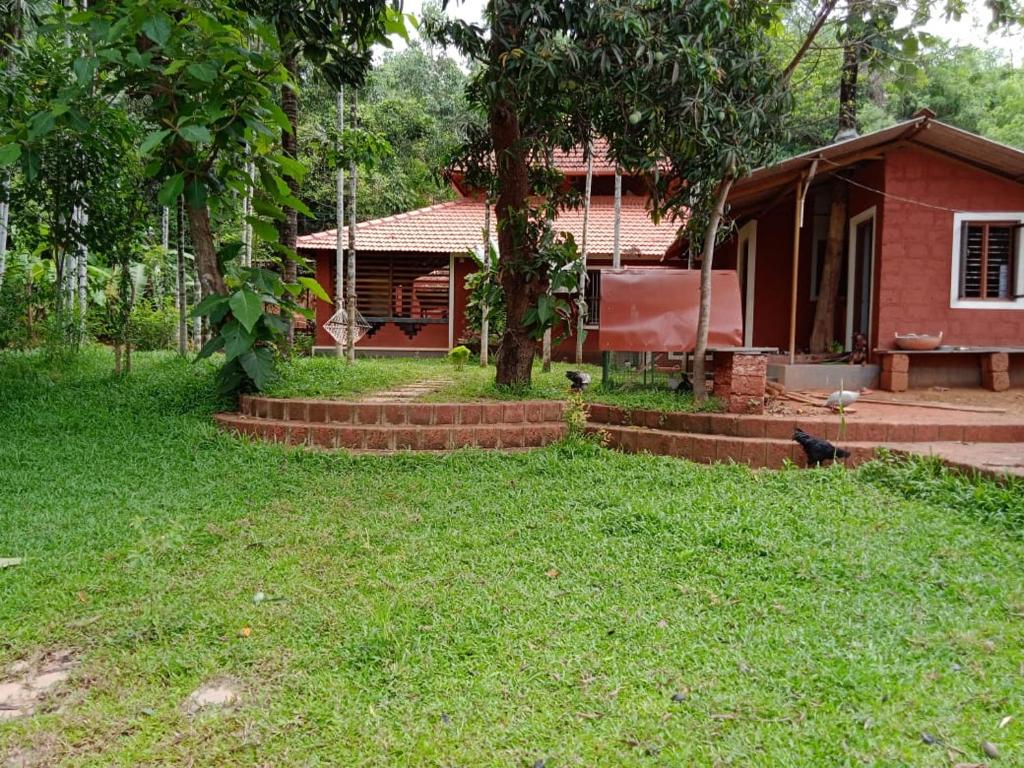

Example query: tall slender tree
[335,85,345,358]
[345,94,357,362]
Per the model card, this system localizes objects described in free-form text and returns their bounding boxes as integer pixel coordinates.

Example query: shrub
[448,345,471,371]
[130,300,178,351]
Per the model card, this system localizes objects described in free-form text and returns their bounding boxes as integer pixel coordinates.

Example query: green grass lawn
[268,355,721,413]
[1,348,1023,766]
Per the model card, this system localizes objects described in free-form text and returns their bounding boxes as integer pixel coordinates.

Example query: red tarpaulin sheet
[598,268,743,352]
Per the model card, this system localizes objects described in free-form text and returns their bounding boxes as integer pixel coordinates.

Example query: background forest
[1,0,1021,371]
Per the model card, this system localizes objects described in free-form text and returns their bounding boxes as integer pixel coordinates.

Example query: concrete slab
[768,363,879,390]
[885,442,1024,478]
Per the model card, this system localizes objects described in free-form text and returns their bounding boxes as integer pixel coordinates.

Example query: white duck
[825,388,863,411]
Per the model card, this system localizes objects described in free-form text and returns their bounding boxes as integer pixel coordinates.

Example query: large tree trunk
[491,98,540,387]
[280,51,300,349]
[809,183,848,353]
[692,177,735,401]
[186,203,225,298]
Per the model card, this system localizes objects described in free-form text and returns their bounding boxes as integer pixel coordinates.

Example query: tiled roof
[550,138,618,175]
[297,195,681,259]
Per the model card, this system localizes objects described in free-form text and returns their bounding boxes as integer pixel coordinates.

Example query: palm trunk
[176,196,187,355]
[541,328,552,371]
[345,94,357,363]
[692,177,735,401]
[809,183,848,352]
[575,144,594,364]
[335,86,345,359]
[77,208,88,332]
[280,51,299,349]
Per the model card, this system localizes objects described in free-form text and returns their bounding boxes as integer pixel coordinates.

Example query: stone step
[215,413,566,451]
[238,396,564,427]
[588,404,1024,444]
[592,423,878,469]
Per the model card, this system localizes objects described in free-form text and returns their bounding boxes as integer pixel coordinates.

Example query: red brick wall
[877,147,1024,348]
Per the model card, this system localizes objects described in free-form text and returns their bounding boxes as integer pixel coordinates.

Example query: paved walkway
[886,442,1024,478]
[358,378,452,404]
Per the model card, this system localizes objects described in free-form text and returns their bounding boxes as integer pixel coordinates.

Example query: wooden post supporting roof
[788,159,818,364]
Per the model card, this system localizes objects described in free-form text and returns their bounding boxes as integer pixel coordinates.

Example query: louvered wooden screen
[355,254,450,321]
[960,222,1018,300]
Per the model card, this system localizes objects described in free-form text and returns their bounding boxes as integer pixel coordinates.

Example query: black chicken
[792,428,851,467]
[566,370,592,391]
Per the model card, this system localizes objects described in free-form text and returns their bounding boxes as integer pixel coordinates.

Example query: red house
[299,112,1024,389]
[713,109,1024,390]
[297,143,679,358]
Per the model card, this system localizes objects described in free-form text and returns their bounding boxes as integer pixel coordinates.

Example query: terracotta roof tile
[297,195,681,259]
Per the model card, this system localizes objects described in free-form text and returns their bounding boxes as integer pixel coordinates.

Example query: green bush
[448,345,471,371]
[130,300,178,351]
[0,261,33,350]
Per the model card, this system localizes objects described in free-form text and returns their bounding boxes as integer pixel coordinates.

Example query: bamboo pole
[345,94,357,363]
[335,86,345,359]
[788,160,818,364]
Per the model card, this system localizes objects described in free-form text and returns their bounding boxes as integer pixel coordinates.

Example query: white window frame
[736,220,757,348]
[845,206,876,350]
[950,212,1024,310]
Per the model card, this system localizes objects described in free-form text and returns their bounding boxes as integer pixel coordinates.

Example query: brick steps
[593,423,878,469]
[215,413,566,451]
[238,395,564,426]
[588,404,1024,444]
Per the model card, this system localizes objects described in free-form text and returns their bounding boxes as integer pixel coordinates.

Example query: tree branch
[782,0,840,82]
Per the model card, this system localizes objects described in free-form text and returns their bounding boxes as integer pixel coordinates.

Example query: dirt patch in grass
[183,678,243,717]
[0,649,78,721]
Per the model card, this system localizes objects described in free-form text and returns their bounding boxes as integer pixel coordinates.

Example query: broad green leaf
[141,15,172,47]
[179,124,212,144]
[157,174,185,207]
[297,277,331,303]
[251,197,285,221]
[164,59,187,76]
[186,61,218,83]
[276,155,307,181]
[239,347,275,389]
[73,57,98,86]
[280,194,314,218]
[192,292,229,318]
[0,144,21,167]
[248,217,279,244]
[222,320,256,361]
[139,129,171,155]
[229,288,263,333]
[195,333,225,360]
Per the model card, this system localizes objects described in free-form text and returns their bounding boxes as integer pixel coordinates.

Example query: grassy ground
[1,348,1023,766]
[267,355,721,413]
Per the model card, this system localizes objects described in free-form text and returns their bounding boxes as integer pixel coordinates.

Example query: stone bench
[876,348,1022,392]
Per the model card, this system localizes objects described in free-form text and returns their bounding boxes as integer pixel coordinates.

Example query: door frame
[736,220,757,348]
[845,206,876,350]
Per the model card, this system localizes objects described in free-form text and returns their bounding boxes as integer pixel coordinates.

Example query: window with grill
[959,221,1019,300]
[584,269,601,326]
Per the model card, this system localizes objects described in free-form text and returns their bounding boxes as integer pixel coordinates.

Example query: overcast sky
[384,0,1020,60]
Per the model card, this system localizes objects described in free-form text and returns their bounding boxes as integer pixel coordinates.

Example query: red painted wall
[876,146,1024,348]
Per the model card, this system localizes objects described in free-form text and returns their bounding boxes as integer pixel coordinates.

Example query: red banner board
[598,268,743,352]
